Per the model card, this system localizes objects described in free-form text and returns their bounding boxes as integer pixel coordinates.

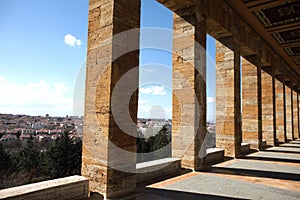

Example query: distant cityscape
[0,113,216,146]
[0,114,83,141]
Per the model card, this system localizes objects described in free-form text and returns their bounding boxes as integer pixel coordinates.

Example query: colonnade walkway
[132,140,300,200]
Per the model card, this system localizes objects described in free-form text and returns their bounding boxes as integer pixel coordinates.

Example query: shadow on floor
[291,140,300,144]
[209,166,300,181]
[279,144,300,149]
[262,149,300,154]
[137,168,193,189]
[240,154,300,163]
[137,188,249,200]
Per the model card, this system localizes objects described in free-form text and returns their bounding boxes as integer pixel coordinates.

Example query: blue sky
[0,0,216,120]
[0,0,89,116]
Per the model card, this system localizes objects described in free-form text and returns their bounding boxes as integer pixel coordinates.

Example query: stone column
[286,85,293,140]
[172,5,207,170]
[298,93,300,138]
[275,79,285,143]
[291,88,295,140]
[216,37,241,158]
[293,90,298,139]
[82,0,140,198]
[272,69,277,146]
[261,70,274,146]
[241,57,261,150]
[283,81,287,142]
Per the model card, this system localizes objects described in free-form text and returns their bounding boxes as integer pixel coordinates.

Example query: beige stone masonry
[242,57,261,150]
[82,0,140,198]
[216,37,242,158]
[293,90,298,139]
[275,79,285,143]
[261,70,274,146]
[0,176,88,200]
[298,93,300,138]
[172,5,207,170]
[285,85,293,140]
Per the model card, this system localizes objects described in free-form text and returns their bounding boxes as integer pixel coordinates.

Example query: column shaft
[241,57,260,150]
[261,71,274,146]
[286,85,293,140]
[291,88,295,140]
[172,6,207,170]
[298,93,300,138]
[283,81,287,142]
[293,90,298,139]
[82,0,140,198]
[216,37,241,158]
[275,80,285,143]
[272,71,277,146]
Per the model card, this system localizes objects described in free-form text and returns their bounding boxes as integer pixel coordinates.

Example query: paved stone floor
[135,140,300,200]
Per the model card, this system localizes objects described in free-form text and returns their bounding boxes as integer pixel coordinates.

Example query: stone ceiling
[156,0,300,89]
[227,0,300,76]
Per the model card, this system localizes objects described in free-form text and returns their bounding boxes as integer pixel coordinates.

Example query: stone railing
[0,175,88,200]
[136,158,181,183]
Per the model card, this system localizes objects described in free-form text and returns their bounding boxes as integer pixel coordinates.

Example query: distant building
[0,133,17,141]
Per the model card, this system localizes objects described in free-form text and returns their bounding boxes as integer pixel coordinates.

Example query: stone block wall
[285,86,293,140]
[0,176,88,200]
[275,80,285,143]
[216,38,242,157]
[172,7,207,170]
[261,70,274,146]
[242,57,259,149]
[82,0,140,198]
[293,90,298,139]
[136,158,181,183]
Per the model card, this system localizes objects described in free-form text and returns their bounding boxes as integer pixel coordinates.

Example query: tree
[0,126,83,189]
[18,136,40,172]
[148,125,171,160]
[137,125,171,162]
[47,128,82,178]
[0,143,11,173]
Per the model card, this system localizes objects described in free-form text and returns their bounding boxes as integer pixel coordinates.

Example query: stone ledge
[261,140,267,149]
[241,143,251,154]
[206,148,225,164]
[0,175,88,200]
[136,158,181,183]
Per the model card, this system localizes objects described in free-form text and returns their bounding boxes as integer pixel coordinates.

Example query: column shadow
[279,144,300,149]
[137,187,249,200]
[208,166,300,181]
[240,155,300,163]
[262,149,300,154]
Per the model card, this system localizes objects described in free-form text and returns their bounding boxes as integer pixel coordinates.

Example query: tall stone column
[241,57,261,150]
[291,88,295,140]
[283,80,287,142]
[272,69,277,146]
[298,93,300,138]
[286,85,293,140]
[82,0,140,198]
[261,70,274,146]
[172,5,207,170]
[216,37,242,158]
[293,90,298,139]
[275,79,285,143]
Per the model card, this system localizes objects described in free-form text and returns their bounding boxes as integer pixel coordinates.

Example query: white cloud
[140,86,166,95]
[138,100,171,119]
[140,68,154,74]
[138,100,151,118]
[0,77,72,116]
[207,112,216,122]
[207,97,216,103]
[64,34,82,47]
